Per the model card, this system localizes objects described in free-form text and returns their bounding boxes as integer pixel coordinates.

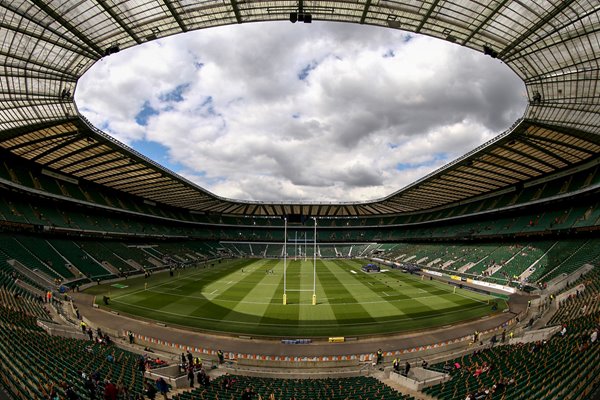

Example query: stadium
[0,1,599,400]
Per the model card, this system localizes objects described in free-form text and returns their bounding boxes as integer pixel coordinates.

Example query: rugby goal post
[283,217,317,305]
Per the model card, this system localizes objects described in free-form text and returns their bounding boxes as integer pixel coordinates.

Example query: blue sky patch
[395,153,448,171]
[298,62,318,80]
[135,101,159,126]
[132,139,183,172]
[159,83,190,103]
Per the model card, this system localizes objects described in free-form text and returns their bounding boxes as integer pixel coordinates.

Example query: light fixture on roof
[290,12,312,23]
[146,27,160,42]
[443,29,456,43]
[290,0,312,23]
[483,45,498,58]
[104,44,120,56]
[60,88,72,99]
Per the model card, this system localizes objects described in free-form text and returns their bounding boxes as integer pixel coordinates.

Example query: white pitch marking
[111,300,490,326]
[382,292,390,297]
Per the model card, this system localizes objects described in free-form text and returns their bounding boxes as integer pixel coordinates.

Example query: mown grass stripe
[259,259,300,326]
[319,260,376,324]
[226,260,283,322]
[329,260,407,319]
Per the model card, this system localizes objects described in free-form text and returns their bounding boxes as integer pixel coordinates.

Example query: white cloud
[75,22,526,202]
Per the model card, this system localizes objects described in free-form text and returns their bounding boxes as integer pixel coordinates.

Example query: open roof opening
[76,22,526,203]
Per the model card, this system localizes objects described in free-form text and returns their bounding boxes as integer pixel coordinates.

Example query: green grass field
[85,258,508,337]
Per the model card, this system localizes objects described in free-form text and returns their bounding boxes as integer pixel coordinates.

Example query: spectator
[376,348,383,365]
[187,367,195,388]
[145,381,157,400]
[443,361,452,372]
[492,378,505,393]
[203,373,210,388]
[241,387,255,400]
[137,357,146,372]
[127,331,135,344]
[65,384,80,400]
[490,334,497,346]
[91,371,101,385]
[392,358,400,372]
[218,349,225,364]
[84,376,96,400]
[156,377,168,400]
[103,380,117,400]
[116,380,127,400]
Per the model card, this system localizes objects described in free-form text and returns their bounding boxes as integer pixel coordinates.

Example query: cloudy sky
[76,22,526,202]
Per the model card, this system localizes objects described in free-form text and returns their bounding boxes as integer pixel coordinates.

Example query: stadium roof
[0,0,599,217]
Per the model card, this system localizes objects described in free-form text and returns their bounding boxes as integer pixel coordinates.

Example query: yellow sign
[328,337,345,343]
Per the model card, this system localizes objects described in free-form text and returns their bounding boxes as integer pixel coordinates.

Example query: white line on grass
[110,269,210,301]
[141,288,465,306]
[110,299,490,328]
[421,279,490,304]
